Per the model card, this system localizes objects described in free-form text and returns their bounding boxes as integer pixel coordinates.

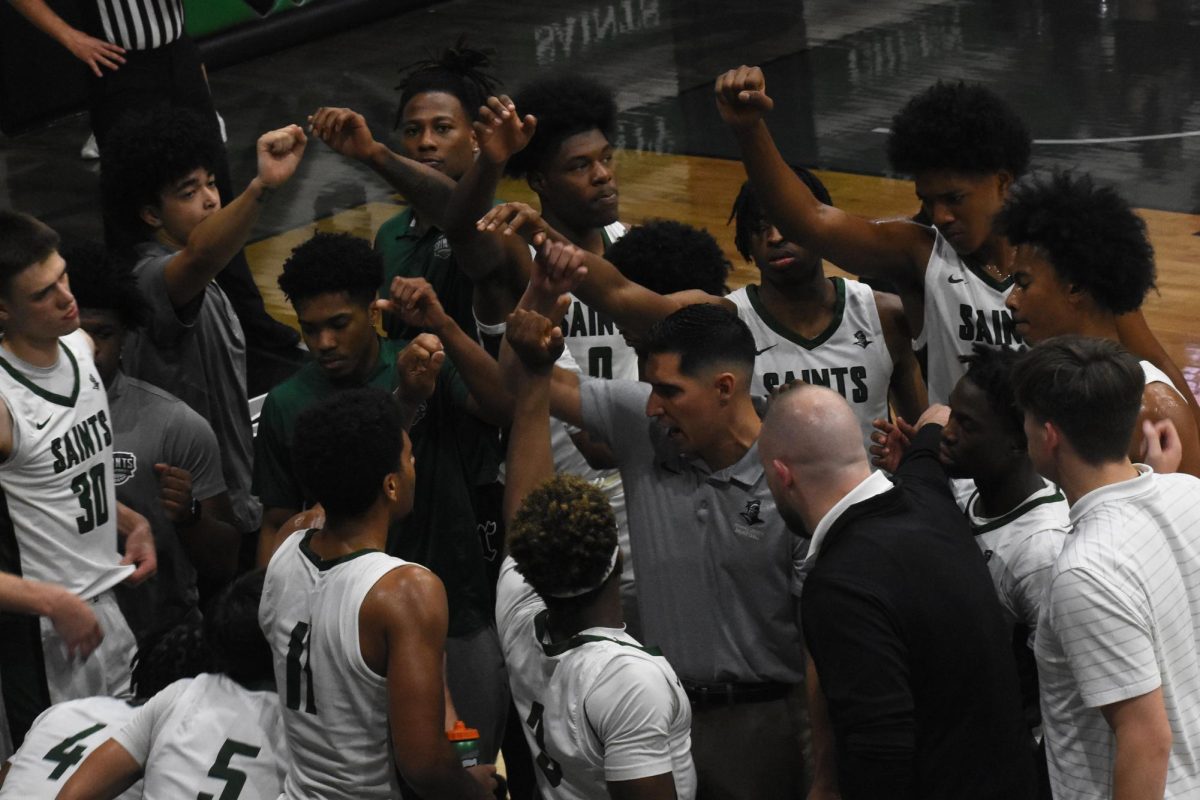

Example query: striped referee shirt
[95,0,185,51]
[1036,466,1200,799]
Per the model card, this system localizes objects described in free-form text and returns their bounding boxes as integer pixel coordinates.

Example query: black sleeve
[895,423,952,495]
[803,575,916,800]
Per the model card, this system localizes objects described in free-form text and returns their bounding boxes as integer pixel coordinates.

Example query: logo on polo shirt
[739,500,763,526]
[433,235,452,260]
[113,451,137,486]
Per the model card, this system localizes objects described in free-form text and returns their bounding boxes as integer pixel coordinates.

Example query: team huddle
[2,38,1200,800]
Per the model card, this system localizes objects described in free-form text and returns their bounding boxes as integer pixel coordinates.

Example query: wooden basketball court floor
[246,149,1200,399]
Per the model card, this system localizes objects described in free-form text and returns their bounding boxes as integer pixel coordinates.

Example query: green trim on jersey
[0,341,79,407]
[745,278,846,351]
[961,260,1015,293]
[968,488,1066,535]
[534,609,662,657]
[299,529,380,571]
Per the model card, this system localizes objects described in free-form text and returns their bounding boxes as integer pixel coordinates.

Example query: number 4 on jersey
[525,702,563,786]
[43,722,105,779]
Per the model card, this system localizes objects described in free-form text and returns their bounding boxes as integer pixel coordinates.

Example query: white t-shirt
[0,696,138,799]
[728,278,894,449]
[495,557,695,799]
[918,228,1022,404]
[260,530,415,800]
[113,673,286,800]
[1036,467,1200,799]
[964,479,1068,631]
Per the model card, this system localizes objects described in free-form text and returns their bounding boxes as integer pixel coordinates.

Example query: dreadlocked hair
[509,475,618,601]
[728,166,833,261]
[130,619,211,700]
[395,36,500,129]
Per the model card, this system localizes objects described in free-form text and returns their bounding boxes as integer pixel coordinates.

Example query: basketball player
[728,169,926,446]
[1012,337,1200,799]
[712,67,1197,413]
[0,211,155,745]
[0,609,210,798]
[259,388,496,799]
[493,302,696,799]
[999,172,1200,475]
[55,570,286,800]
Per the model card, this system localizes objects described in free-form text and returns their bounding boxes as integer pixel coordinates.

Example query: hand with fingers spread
[714,65,775,129]
[307,107,378,162]
[1141,418,1184,474]
[474,95,537,166]
[506,305,568,373]
[257,125,308,188]
[155,463,196,525]
[64,29,126,76]
[374,277,451,333]
[476,202,549,245]
[869,416,918,472]
[396,333,446,406]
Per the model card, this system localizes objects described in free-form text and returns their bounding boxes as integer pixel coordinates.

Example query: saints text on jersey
[958,303,1022,346]
[50,410,113,474]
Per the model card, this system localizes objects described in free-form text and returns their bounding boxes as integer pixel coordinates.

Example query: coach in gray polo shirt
[539,300,807,800]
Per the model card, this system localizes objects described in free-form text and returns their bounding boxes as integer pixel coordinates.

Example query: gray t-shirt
[122,242,259,532]
[579,378,806,684]
[108,371,225,638]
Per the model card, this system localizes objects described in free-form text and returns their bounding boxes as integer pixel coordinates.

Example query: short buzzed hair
[642,303,756,378]
[1011,335,1143,465]
[0,211,59,297]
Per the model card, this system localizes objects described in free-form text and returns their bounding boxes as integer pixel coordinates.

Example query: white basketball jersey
[0,696,138,799]
[729,279,894,449]
[561,222,637,382]
[496,559,696,799]
[921,228,1023,404]
[260,530,415,800]
[0,331,132,597]
[112,673,286,800]
[965,480,1069,630]
[1142,360,1183,397]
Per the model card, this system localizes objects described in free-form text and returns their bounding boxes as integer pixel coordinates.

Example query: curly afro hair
[293,387,405,518]
[887,82,1031,178]
[396,37,501,128]
[278,232,383,309]
[996,172,1154,315]
[959,345,1025,446]
[205,569,274,689]
[59,239,149,329]
[509,475,618,600]
[505,74,616,179]
[131,618,211,700]
[729,166,832,261]
[100,107,222,252]
[606,219,730,296]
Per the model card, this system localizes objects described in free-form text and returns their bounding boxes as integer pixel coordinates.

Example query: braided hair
[395,36,501,129]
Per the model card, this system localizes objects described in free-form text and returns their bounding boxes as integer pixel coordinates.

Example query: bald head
[761,384,870,473]
[760,384,873,536]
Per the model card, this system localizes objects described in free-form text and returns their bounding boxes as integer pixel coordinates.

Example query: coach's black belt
[683,680,791,706]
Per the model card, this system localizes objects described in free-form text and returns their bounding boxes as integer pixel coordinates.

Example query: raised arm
[377,276,511,426]
[1115,310,1200,427]
[479,206,729,336]
[714,66,931,288]
[163,125,306,309]
[500,303,565,526]
[7,0,126,77]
